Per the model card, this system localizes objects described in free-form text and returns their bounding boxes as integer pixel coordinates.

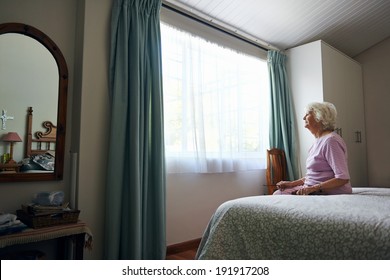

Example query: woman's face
[303,111,321,134]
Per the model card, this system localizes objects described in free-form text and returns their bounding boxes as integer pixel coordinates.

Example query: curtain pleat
[268,50,299,180]
[104,0,165,260]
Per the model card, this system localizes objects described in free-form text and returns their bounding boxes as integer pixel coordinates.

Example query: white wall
[76,0,111,259]
[167,171,266,245]
[355,37,390,187]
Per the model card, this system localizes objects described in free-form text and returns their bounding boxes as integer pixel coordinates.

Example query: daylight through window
[161,22,270,173]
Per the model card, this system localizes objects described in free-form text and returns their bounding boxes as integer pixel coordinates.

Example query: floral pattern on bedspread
[196,188,390,259]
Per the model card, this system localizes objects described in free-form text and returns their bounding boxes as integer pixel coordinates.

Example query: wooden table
[0,221,92,259]
[0,163,21,173]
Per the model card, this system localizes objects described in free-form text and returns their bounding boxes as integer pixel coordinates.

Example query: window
[161,21,269,174]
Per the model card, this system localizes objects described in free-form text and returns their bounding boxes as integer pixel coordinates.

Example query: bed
[195,187,390,260]
[19,107,56,172]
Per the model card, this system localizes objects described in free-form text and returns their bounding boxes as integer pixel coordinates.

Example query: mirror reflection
[0,33,58,174]
[0,22,68,182]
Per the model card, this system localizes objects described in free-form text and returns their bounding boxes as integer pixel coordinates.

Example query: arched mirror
[0,23,68,182]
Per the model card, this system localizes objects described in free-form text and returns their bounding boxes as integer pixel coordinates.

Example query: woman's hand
[296,185,318,195]
[276,181,293,191]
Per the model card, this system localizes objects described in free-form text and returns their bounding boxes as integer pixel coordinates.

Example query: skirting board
[166,238,201,255]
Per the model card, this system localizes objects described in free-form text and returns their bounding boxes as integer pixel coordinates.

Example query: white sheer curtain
[161,22,269,173]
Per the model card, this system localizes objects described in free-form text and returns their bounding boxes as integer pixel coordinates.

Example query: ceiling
[162,0,390,57]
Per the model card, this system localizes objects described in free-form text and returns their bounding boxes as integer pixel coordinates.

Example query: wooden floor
[166,248,197,260]
[165,238,200,260]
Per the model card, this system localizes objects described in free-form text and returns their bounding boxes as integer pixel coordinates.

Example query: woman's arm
[276,177,306,191]
[296,178,349,195]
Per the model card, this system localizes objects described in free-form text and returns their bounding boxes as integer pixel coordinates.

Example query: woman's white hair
[305,102,337,130]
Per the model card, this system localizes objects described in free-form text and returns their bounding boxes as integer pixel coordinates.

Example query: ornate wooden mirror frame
[0,22,68,182]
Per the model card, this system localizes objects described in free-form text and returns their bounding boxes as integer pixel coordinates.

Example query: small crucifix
[0,109,14,130]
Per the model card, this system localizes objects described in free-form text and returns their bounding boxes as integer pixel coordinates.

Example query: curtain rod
[161,2,275,52]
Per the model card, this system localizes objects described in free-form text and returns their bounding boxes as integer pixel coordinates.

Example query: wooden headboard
[25,107,57,157]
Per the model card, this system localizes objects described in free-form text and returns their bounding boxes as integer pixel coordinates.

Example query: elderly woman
[274,101,352,195]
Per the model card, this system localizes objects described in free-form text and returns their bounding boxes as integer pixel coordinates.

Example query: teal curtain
[267,50,299,180]
[104,0,166,259]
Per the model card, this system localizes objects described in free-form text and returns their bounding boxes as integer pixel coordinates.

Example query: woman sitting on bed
[274,101,352,195]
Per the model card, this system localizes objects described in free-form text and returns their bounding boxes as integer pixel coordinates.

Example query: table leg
[74,233,85,260]
[56,237,67,259]
[56,234,85,259]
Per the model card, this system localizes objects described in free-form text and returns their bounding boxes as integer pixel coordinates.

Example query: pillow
[32,153,55,171]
